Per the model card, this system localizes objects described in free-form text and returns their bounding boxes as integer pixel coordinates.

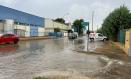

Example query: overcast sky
[0,0,131,30]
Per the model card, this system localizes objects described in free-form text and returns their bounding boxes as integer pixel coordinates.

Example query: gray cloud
[0,0,131,30]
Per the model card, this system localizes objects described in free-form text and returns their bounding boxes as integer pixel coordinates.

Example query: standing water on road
[0,37,131,79]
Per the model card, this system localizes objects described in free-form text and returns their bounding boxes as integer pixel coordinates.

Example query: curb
[19,36,50,41]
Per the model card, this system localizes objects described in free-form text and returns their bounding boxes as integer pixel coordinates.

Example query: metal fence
[117,30,126,44]
[48,32,63,37]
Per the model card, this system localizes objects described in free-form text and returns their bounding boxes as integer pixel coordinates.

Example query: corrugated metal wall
[30,26,38,36]
[0,5,44,27]
[4,19,14,33]
[38,27,45,36]
[129,31,131,56]
[125,30,130,54]
[0,5,45,37]
[25,26,30,37]
[117,30,126,44]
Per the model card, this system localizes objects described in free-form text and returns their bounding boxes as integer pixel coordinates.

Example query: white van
[89,33,107,41]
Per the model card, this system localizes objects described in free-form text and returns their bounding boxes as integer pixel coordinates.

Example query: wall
[14,24,26,30]
[4,19,14,33]
[125,30,130,54]
[0,22,4,33]
[45,18,69,34]
[30,26,38,37]
[117,30,126,44]
[14,24,30,37]
[53,21,69,30]
[25,26,30,37]
[38,27,45,36]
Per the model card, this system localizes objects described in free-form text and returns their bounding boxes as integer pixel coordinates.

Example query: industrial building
[0,5,44,37]
[44,18,71,36]
[0,5,70,37]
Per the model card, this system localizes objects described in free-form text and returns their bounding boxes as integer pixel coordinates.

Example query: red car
[0,34,19,44]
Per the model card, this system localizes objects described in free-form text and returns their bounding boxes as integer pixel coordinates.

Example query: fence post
[129,30,131,57]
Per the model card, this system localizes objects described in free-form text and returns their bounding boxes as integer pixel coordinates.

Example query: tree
[54,18,65,24]
[73,19,84,35]
[97,27,103,34]
[102,5,131,41]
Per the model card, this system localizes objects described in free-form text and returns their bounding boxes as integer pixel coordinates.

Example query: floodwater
[0,37,131,79]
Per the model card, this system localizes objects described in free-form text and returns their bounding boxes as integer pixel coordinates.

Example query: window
[8,34,14,37]
[3,34,9,37]
[98,34,103,37]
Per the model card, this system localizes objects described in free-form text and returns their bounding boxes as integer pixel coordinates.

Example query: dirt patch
[77,42,128,61]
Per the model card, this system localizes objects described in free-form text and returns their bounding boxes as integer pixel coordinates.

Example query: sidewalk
[20,36,50,41]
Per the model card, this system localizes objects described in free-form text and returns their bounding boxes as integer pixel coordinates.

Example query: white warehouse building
[44,18,71,36]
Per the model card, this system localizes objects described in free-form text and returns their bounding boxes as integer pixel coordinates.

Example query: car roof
[0,33,15,36]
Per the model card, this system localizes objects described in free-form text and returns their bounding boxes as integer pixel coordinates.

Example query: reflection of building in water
[29,41,45,51]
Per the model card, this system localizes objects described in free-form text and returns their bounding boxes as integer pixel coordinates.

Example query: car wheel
[14,39,18,44]
[103,38,106,42]
[5,42,10,44]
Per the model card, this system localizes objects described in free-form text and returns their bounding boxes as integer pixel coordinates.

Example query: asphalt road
[0,37,131,79]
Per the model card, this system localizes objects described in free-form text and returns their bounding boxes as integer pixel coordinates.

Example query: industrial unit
[44,18,71,36]
[0,5,44,37]
[0,5,70,37]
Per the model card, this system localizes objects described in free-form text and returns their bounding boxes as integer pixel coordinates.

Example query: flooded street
[0,37,131,79]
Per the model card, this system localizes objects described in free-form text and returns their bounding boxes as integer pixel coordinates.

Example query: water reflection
[18,40,45,52]
[0,44,18,55]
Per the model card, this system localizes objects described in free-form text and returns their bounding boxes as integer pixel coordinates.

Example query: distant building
[44,18,70,36]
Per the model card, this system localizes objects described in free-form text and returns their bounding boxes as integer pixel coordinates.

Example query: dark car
[0,34,19,44]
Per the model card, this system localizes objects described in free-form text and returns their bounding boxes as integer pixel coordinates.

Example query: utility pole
[92,11,94,32]
[87,22,90,51]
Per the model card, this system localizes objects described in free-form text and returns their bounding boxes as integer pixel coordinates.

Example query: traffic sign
[81,22,89,27]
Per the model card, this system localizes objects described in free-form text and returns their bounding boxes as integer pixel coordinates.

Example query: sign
[81,22,89,27]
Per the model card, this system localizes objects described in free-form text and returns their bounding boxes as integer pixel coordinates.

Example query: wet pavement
[0,37,131,79]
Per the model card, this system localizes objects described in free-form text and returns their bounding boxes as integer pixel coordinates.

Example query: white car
[68,32,78,39]
[89,33,107,41]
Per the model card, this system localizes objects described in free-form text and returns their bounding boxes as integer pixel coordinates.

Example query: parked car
[89,33,107,42]
[68,32,78,39]
[0,34,19,44]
